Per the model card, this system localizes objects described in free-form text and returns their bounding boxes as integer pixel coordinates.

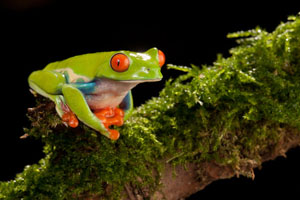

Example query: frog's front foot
[62,111,79,128]
[94,107,125,140]
[60,102,79,128]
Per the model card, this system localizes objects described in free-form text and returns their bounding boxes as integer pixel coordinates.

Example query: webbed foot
[62,112,79,128]
[94,107,125,140]
[60,102,79,128]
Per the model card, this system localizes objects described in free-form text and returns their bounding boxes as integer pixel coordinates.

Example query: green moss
[1,13,300,199]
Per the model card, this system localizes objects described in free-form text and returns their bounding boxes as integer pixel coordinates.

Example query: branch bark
[121,128,300,200]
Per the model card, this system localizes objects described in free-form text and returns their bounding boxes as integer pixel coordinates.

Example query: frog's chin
[118,78,162,83]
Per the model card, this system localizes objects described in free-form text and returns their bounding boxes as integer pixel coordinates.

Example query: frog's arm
[61,84,112,139]
[119,91,133,121]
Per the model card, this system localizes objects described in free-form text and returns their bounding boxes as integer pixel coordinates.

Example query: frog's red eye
[158,50,165,68]
[110,53,130,72]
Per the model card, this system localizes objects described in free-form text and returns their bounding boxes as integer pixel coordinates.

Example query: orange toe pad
[94,107,124,140]
[62,112,79,128]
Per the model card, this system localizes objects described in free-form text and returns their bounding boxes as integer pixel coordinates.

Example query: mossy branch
[1,14,300,200]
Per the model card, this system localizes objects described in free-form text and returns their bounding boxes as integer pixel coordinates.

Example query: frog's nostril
[147,68,150,72]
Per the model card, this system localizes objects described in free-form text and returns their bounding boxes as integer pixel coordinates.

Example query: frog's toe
[68,115,79,128]
[94,107,124,127]
[62,112,79,128]
[108,129,120,140]
[94,107,114,118]
[110,115,124,126]
[114,107,124,117]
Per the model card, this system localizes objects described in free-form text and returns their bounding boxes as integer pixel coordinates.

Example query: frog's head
[96,47,165,82]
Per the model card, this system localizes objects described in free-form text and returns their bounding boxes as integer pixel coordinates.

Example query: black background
[0,0,299,199]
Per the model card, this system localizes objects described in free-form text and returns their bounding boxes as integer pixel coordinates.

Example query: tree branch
[150,128,300,200]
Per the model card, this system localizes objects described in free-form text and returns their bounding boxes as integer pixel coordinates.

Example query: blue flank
[119,91,131,111]
[71,82,96,94]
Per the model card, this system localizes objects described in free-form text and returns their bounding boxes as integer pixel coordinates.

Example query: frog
[28,47,165,140]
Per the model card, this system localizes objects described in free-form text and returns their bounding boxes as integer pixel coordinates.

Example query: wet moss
[1,13,300,199]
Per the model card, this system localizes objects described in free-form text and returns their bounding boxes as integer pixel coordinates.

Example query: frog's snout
[145,47,166,68]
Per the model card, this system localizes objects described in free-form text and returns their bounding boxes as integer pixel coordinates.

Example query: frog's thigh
[61,84,110,138]
[28,71,65,117]
[28,70,66,94]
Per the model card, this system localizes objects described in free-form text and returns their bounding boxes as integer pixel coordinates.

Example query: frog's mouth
[118,78,162,83]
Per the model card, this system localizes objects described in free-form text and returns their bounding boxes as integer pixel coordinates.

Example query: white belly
[85,92,129,110]
[84,79,138,110]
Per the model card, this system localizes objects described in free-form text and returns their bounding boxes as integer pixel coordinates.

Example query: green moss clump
[1,14,300,199]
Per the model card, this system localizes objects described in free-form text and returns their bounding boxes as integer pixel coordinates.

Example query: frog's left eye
[110,53,130,72]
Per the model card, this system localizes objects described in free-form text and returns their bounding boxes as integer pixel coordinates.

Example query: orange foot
[62,111,79,128]
[94,107,125,140]
[60,102,79,128]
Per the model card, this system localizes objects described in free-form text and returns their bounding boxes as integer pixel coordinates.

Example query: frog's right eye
[110,53,130,72]
[158,50,165,68]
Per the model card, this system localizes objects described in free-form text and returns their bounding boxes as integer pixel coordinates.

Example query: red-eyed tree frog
[28,48,165,140]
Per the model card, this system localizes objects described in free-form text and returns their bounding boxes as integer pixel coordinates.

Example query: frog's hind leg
[28,79,65,117]
[28,70,67,117]
[29,79,80,128]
